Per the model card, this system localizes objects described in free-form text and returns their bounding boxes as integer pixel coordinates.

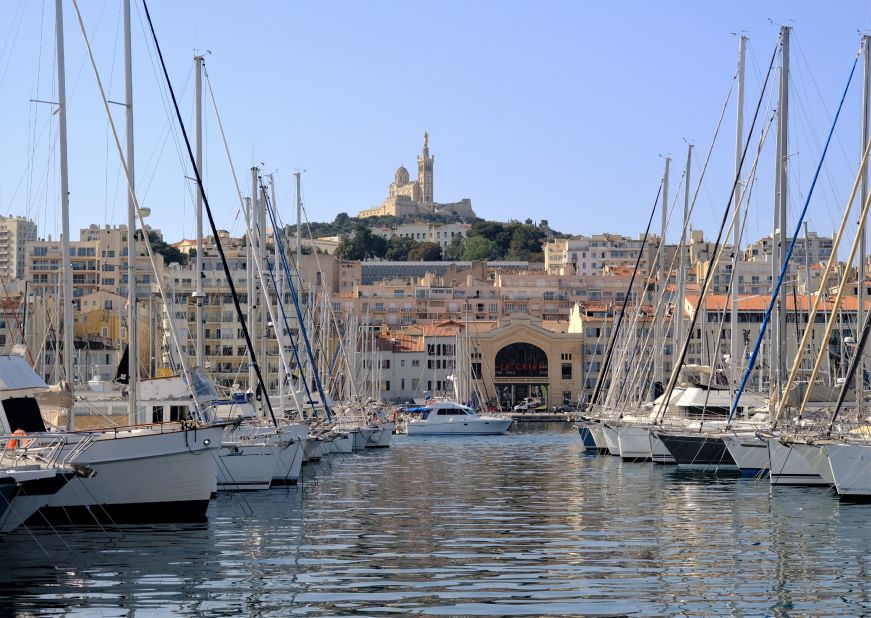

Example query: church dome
[394,165,410,184]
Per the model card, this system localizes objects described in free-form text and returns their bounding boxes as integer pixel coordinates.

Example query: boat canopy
[0,356,48,393]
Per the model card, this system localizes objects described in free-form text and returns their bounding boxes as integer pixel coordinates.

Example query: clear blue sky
[1,1,871,248]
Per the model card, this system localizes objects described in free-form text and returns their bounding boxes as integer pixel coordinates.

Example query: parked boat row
[578,29,871,503]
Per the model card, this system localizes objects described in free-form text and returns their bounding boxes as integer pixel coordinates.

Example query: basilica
[358,133,476,219]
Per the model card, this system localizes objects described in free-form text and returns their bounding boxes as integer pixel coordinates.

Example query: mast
[731,35,747,397]
[123,0,137,424]
[775,26,790,398]
[55,0,75,427]
[295,171,302,288]
[247,171,257,396]
[259,180,269,404]
[677,144,691,356]
[858,34,871,414]
[653,156,670,395]
[271,175,284,414]
[194,55,205,369]
[294,171,304,380]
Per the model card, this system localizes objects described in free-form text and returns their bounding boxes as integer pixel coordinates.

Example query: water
[2,426,871,616]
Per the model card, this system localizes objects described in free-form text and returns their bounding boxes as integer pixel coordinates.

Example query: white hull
[615,424,653,461]
[270,440,304,484]
[767,437,828,486]
[408,418,511,436]
[791,442,835,486]
[330,433,353,454]
[648,431,675,464]
[38,425,224,523]
[304,437,327,461]
[217,442,275,491]
[825,442,871,497]
[722,433,769,474]
[601,424,620,456]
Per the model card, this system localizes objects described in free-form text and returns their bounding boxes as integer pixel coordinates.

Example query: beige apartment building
[25,224,165,300]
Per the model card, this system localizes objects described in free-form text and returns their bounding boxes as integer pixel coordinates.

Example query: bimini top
[0,355,48,393]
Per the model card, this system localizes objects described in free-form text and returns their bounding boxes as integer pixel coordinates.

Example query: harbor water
[2,425,871,615]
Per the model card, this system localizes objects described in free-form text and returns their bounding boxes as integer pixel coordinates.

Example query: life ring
[7,429,31,449]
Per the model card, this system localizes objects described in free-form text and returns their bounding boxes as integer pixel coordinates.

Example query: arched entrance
[494,342,548,409]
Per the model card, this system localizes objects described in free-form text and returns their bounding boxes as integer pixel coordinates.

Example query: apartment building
[544,233,661,276]
[25,225,164,300]
[0,216,37,281]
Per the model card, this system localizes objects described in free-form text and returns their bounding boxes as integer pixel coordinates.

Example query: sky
[2,1,871,250]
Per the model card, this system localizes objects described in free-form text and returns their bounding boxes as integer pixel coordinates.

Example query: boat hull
[767,437,828,486]
[824,442,871,497]
[655,432,738,470]
[408,418,512,436]
[576,423,598,450]
[31,425,224,525]
[601,424,620,456]
[615,424,653,462]
[217,442,275,491]
[722,433,769,475]
[649,431,675,464]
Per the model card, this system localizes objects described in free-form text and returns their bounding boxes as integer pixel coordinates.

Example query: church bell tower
[417,131,434,210]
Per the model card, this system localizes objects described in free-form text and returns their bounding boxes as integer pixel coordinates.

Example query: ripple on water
[3,427,871,615]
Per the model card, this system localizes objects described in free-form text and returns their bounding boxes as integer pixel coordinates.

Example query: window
[152,405,164,423]
[412,360,420,368]
[563,391,572,405]
[472,362,482,379]
[562,363,572,380]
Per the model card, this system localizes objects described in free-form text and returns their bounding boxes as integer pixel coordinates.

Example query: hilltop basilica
[358,133,476,219]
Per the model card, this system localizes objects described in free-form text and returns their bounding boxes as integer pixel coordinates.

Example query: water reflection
[1,428,871,614]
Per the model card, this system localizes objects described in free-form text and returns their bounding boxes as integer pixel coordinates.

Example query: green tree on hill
[408,241,443,261]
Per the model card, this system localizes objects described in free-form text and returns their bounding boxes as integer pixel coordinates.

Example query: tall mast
[654,156,670,395]
[259,180,268,402]
[271,176,284,414]
[123,0,137,424]
[248,168,258,396]
[194,55,205,369]
[677,144,691,356]
[295,171,302,297]
[730,35,746,397]
[773,27,790,398]
[55,0,75,427]
[858,34,871,414]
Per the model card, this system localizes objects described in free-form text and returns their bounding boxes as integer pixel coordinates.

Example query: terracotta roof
[685,292,871,312]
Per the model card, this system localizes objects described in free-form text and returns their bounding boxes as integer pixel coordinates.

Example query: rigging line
[265,194,333,421]
[789,73,846,233]
[585,181,662,413]
[732,43,862,423]
[658,38,780,426]
[198,63,308,415]
[0,0,26,92]
[139,0,277,426]
[69,0,210,424]
[607,64,739,404]
[793,33,854,171]
[699,177,754,420]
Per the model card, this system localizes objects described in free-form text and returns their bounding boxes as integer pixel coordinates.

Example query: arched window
[495,342,548,378]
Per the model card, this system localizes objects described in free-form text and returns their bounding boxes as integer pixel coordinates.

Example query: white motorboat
[407,402,512,436]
